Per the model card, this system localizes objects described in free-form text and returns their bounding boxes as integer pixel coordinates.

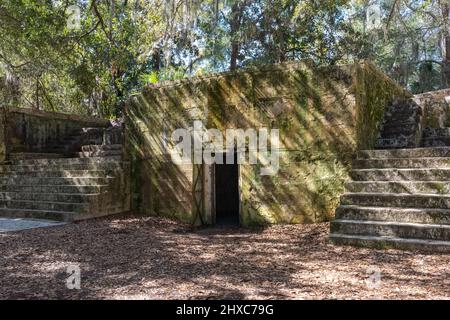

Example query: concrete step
[331,219,450,241]
[378,122,417,137]
[0,161,128,173]
[353,157,450,169]
[382,111,421,123]
[386,101,420,112]
[375,99,422,150]
[14,156,122,166]
[422,137,450,147]
[0,208,76,222]
[384,112,421,123]
[0,147,129,223]
[422,127,450,138]
[0,176,114,186]
[345,181,450,194]
[375,137,415,149]
[335,205,450,225]
[0,170,112,178]
[357,147,450,159]
[81,144,122,152]
[350,168,450,181]
[341,193,450,209]
[0,199,90,213]
[0,184,107,194]
[329,233,450,252]
[77,150,122,158]
[9,153,65,160]
[0,192,101,203]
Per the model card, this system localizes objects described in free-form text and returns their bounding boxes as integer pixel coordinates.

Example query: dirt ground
[0,215,449,300]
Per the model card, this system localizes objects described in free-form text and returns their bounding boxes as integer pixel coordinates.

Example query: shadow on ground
[0,214,449,300]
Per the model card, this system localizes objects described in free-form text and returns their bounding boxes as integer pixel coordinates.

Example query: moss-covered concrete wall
[353,62,412,150]
[414,88,450,128]
[4,107,109,157]
[126,61,409,226]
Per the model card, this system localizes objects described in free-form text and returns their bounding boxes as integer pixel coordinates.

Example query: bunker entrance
[214,152,240,226]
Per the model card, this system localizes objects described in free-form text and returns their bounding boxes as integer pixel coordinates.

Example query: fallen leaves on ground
[0,215,449,300]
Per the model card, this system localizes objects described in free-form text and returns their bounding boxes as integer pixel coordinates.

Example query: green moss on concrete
[126,61,408,226]
[432,182,449,195]
[354,62,412,150]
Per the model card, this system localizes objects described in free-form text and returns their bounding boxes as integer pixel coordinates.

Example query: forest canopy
[1,0,449,117]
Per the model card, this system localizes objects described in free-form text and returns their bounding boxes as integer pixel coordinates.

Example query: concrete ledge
[329,233,450,252]
[8,107,110,127]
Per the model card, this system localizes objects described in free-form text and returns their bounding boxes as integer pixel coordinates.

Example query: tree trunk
[442,35,450,86]
[34,78,40,110]
[230,1,242,71]
[276,16,286,63]
[441,1,450,86]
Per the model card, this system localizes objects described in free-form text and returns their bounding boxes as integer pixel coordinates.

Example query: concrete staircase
[0,127,130,222]
[330,147,450,252]
[422,127,450,147]
[375,99,423,149]
[330,94,450,252]
[43,126,123,158]
[77,144,123,158]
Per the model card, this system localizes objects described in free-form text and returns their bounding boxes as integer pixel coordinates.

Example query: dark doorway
[215,152,240,226]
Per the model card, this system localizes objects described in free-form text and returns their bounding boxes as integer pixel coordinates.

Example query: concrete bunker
[125,61,410,226]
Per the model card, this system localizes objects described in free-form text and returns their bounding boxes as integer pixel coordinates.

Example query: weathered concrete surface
[126,61,409,226]
[414,88,450,128]
[366,89,450,150]
[0,158,131,222]
[375,99,423,149]
[0,218,66,233]
[4,107,110,157]
[0,104,130,222]
[331,145,450,251]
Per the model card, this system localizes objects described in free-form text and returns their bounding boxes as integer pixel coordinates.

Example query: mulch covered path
[0,215,449,300]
